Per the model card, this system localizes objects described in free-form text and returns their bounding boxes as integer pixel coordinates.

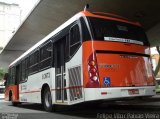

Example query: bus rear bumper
[84,86,156,101]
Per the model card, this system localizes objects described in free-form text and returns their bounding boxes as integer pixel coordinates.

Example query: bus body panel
[5,11,155,107]
[19,68,55,103]
[84,86,155,101]
[92,41,150,54]
[83,41,154,88]
[82,41,150,57]
[65,46,84,105]
[96,53,154,87]
[82,11,141,27]
[18,46,83,105]
[5,85,19,102]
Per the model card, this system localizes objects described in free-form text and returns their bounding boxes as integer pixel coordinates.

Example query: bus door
[55,38,67,103]
[15,64,20,100]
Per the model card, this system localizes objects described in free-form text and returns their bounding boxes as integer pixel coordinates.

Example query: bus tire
[12,102,18,106]
[9,91,19,106]
[42,87,53,112]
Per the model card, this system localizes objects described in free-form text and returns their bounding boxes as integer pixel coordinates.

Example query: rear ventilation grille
[68,66,83,101]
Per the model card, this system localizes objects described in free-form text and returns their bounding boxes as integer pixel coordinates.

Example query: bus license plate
[128,89,139,95]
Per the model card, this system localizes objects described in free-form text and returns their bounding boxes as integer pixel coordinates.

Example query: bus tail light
[87,52,100,87]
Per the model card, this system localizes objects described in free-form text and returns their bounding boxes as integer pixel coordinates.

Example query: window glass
[34,50,39,64]
[70,43,80,57]
[65,35,69,61]
[40,42,52,70]
[11,67,15,85]
[29,50,39,74]
[40,42,52,61]
[29,54,34,66]
[21,60,25,81]
[70,24,80,46]
[25,58,29,78]
[70,24,81,56]
[79,17,91,41]
[88,17,149,46]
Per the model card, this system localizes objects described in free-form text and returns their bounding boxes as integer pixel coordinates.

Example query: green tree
[154,46,160,77]
[0,68,6,80]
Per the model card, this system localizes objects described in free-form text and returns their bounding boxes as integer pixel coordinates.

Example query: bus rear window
[88,17,149,46]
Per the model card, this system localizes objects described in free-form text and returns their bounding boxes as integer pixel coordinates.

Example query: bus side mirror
[3,73,9,81]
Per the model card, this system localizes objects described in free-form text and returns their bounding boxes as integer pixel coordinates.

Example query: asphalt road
[0,95,160,119]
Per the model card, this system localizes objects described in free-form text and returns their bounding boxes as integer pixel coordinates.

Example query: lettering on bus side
[21,85,27,91]
[99,64,120,69]
[42,72,50,80]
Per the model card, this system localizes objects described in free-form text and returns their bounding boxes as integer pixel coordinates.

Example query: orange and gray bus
[5,10,155,111]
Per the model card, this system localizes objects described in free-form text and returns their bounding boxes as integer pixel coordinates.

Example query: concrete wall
[0,2,21,49]
[0,50,23,69]
[147,23,160,46]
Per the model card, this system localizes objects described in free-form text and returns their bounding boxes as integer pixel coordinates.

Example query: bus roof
[9,11,86,67]
[9,11,140,67]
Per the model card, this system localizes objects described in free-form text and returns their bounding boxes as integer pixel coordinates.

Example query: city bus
[5,10,155,111]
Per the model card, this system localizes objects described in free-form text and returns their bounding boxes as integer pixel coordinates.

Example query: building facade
[0,2,21,49]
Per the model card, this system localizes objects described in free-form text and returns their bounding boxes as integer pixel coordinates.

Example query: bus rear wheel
[9,91,19,106]
[42,87,53,112]
[12,101,18,106]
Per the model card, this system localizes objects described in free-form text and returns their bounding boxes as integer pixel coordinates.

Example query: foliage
[0,68,6,80]
[154,46,160,77]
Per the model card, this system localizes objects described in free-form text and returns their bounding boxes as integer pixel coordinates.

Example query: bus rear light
[89,67,97,73]
[87,52,100,87]
[89,60,96,66]
[91,76,98,81]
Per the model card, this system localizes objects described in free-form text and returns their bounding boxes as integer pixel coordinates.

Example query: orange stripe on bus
[20,86,83,94]
[81,11,141,26]
[51,86,83,91]
[20,90,41,94]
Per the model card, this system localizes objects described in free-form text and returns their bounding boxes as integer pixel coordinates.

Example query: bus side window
[40,42,52,70]
[29,53,34,74]
[79,17,91,41]
[65,35,70,62]
[7,68,11,86]
[6,69,11,86]
[25,58,29,79]
[29,50,39,74]
[21,60,26,81]
[11,67,15,85]
[69,24,81,57]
